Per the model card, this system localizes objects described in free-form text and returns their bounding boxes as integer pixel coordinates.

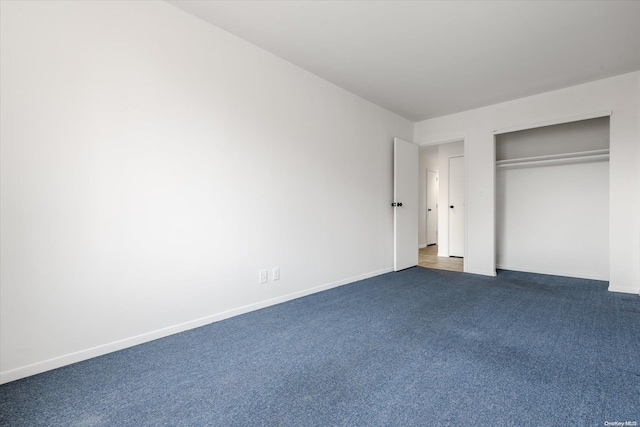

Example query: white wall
[495,116,610,160]
[0,1,413,383]
[414,72,640,293]
[496,161,610,280]
[418,145,439,247]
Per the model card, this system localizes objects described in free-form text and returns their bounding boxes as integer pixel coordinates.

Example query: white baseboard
[418,244,427,249]
[495,264,609,282]
[607,286,640,295]
[465,268,497,277]
[0,267,393,385]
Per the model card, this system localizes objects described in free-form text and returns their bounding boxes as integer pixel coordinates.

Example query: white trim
[417,135,466,147]
[493,110,612,135]
[0,267,392,384]
[470,134,476,276]
[496,265,609,282]
[466,268,497,277]
[490,134,497,276]
[607,286,640,295]
[419,244,427,249]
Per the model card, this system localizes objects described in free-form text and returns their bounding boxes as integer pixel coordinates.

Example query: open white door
[394,137,419,271]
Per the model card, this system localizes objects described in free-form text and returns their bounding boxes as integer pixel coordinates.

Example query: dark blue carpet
[1,268,639,426]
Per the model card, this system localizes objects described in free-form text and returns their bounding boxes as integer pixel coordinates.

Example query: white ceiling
[167,1,640,121]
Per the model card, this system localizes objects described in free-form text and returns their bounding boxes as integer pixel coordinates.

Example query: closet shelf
[496,149,609,170]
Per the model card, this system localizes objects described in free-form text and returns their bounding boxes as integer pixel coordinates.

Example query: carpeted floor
[1,267,638,426]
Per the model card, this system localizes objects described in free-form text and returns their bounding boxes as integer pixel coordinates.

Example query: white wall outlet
[259,270,268,284]
[272,267,280,281]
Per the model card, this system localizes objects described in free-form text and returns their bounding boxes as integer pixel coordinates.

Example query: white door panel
[394,138,419,271]
[426,170,438,246]
[448,156,464,257]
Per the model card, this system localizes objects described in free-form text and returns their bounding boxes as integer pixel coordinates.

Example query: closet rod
[496,149,609,170]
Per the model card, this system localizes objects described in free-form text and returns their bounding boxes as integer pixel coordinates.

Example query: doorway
[417,140,465,272]
[418,245,463,272]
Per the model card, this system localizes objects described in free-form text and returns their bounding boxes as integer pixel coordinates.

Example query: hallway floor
[418,244,463,272]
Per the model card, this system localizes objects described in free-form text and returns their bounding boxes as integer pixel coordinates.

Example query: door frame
[417,136,468,272]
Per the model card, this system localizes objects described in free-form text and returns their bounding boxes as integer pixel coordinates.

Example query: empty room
[1,1,639,426]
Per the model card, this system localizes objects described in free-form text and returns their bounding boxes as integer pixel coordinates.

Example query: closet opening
[494,116,610,281]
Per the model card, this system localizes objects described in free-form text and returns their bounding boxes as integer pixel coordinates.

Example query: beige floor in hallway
[418,244,463,272]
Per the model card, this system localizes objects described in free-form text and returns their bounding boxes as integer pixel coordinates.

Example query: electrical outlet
[273,267,280,281]
[259,270,268,284]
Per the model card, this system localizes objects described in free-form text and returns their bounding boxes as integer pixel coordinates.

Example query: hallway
[418,245,463,272]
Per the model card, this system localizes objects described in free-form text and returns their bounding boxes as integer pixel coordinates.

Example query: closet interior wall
[495,117,610,280]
